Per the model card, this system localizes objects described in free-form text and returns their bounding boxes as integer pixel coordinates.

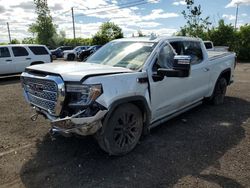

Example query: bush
[235,24,250,61]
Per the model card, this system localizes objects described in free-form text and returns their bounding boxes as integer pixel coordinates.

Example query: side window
[170,41,203,65]
[154,44,175,70]
[29,46,49,55]
[183,41,203,64]
[12,47,29,57]
[170,42,184,55]
[0,47,11,58]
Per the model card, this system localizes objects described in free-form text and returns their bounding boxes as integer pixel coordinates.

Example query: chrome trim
[21,72,65,116]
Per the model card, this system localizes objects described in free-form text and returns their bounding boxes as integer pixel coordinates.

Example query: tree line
[3,0,250,61]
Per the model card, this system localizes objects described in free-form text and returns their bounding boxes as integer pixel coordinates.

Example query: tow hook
[30,113,39,121]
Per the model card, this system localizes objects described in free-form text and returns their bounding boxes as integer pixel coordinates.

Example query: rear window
[0,47,10,58]
[29,46,49,55]
[12,47,29,57]
[204,42,213,49]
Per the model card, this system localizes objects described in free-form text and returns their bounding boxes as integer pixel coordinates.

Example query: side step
[149,101,203,130]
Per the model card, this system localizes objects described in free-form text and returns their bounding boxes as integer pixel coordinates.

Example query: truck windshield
[87,41,156,70]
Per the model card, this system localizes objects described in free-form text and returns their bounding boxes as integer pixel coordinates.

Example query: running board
[149,101,203,130]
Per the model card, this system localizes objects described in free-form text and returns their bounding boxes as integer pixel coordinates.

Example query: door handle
[5,59,12,62]
[26,58,31,60]
[203,67,210,72]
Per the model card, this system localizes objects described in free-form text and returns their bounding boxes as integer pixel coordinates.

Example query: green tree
[236,24,250,61]
[208,19,236,49]
[29,0,56,47]
[137,30,146,37]
[92,22,123,45]
[22,37,36,44]
[178,0,211,38]
[10,39,20,44]
[51,30,66,47]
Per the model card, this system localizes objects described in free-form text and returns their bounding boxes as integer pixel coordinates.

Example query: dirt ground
[0,63,249,188]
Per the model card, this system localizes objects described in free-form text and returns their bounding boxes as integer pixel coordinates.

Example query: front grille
[21,73,65,116]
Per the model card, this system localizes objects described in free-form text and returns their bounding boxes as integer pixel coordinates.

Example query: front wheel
[211,77,227,105]
[95,103,143,156]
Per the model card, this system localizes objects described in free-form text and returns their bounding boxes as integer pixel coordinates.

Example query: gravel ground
[0,63,249,188]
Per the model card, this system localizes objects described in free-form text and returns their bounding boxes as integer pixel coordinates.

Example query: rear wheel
[211,77,227,105]
[95,103,143,155]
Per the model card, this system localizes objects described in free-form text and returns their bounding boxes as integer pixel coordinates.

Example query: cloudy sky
[0,0,249,43]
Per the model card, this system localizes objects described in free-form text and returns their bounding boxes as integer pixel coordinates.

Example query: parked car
[63,46,89,61]
[0,44,52,76]
[77,45,102,61]
[21,36,236,155]
[50,46,73,59]
[204,41,229,52]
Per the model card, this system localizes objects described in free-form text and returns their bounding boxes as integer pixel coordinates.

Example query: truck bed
[207,51,234,61]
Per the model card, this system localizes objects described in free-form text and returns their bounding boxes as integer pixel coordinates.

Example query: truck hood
[26,62,133,82]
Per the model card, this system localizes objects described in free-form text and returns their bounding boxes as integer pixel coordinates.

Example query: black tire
[52,55,57,60]
[67,54,75,61]
[211,77,227,105]
[95,103,143,156]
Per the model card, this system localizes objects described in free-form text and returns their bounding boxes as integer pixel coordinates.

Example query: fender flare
[102,96,151,134]
[209,68,231,99]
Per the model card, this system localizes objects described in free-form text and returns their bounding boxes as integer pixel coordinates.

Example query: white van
[0,44,52,76]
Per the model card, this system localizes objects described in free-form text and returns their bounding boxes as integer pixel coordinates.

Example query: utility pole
[234,3,240,30]
[71,7,76,41]
[7,22,11,43]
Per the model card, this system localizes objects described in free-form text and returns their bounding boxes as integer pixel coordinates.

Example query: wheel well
[30,61,44,66]
[220,69,231,85]
[130,100,150,124]
[105,97,151,133]
[68,53,75,57]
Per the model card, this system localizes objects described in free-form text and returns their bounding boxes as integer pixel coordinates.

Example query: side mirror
[157,55,191,77]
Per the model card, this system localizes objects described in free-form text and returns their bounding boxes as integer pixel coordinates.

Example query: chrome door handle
[203,67,210,72]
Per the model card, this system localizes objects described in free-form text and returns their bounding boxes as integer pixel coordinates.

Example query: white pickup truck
[21,36,236,155]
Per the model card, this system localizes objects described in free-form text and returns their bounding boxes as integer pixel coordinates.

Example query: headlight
[66,84,102,106]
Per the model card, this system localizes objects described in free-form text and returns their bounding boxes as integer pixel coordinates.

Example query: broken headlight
[66,84,102,107]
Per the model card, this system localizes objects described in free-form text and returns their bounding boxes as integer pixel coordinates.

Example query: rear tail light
[234,56,237,69]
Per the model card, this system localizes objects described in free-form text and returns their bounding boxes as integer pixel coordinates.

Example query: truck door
[11,46,31,73]
[170,41,210,103]
[148,42,191,122]
[0,47,14,75]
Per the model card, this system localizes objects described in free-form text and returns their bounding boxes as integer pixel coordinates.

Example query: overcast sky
[0,0,249,43]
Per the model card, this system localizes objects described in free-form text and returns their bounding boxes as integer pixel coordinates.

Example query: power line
[75,0,151,17]
[76,0,145,11]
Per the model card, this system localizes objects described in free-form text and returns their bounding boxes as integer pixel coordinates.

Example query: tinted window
[0,47,11,58]
[204,42,213,49]
[12,47,29,57]
[29,46,49,55]
[170,41,203,64]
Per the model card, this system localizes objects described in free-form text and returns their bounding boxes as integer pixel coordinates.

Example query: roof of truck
[114,36,202,43]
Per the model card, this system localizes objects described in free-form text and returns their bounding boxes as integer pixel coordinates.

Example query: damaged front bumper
[35,107,107,136]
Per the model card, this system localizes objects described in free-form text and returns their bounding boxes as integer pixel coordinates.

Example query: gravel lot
[0,63,250,188]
